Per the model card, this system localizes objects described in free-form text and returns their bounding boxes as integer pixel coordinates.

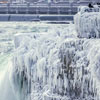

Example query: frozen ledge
[74,6,100,38]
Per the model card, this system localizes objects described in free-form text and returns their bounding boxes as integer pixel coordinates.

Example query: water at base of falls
[0,22,100,100]
[0,59,17,100]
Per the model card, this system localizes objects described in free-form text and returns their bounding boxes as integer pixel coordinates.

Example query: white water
[0,58,17,100]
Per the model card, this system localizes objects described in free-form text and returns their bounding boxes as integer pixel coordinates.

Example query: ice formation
[12,19,100,100]
[74,6,100,38]
[12,26,77,100]
[1,5,100,100]
[0,22,76,100]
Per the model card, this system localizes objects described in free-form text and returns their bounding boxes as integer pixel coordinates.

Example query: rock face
[12,6,100,100]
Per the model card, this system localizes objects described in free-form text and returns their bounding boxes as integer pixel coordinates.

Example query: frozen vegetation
[1,5,100,100]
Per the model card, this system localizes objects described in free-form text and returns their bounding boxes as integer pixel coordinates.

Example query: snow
[74,6,100,38]
[12,23,78,100]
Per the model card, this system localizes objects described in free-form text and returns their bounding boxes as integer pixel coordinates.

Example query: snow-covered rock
[78,6,100,13]
[74,6,100,38]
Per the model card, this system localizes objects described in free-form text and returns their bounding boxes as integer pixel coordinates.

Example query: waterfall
[0,22,75,100]
[0,8,100,100]
[13,22,100,100]
[0,57,18,100]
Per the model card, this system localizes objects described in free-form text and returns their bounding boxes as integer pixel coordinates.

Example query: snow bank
[74,6,100,38]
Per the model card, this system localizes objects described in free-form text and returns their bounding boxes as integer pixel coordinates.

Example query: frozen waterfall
[14,35,100,100]
[13,12,100,100]
[1,5,100,100]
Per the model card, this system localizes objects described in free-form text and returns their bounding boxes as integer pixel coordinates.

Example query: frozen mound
[74,6,100,38]
[11,22,100,100]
